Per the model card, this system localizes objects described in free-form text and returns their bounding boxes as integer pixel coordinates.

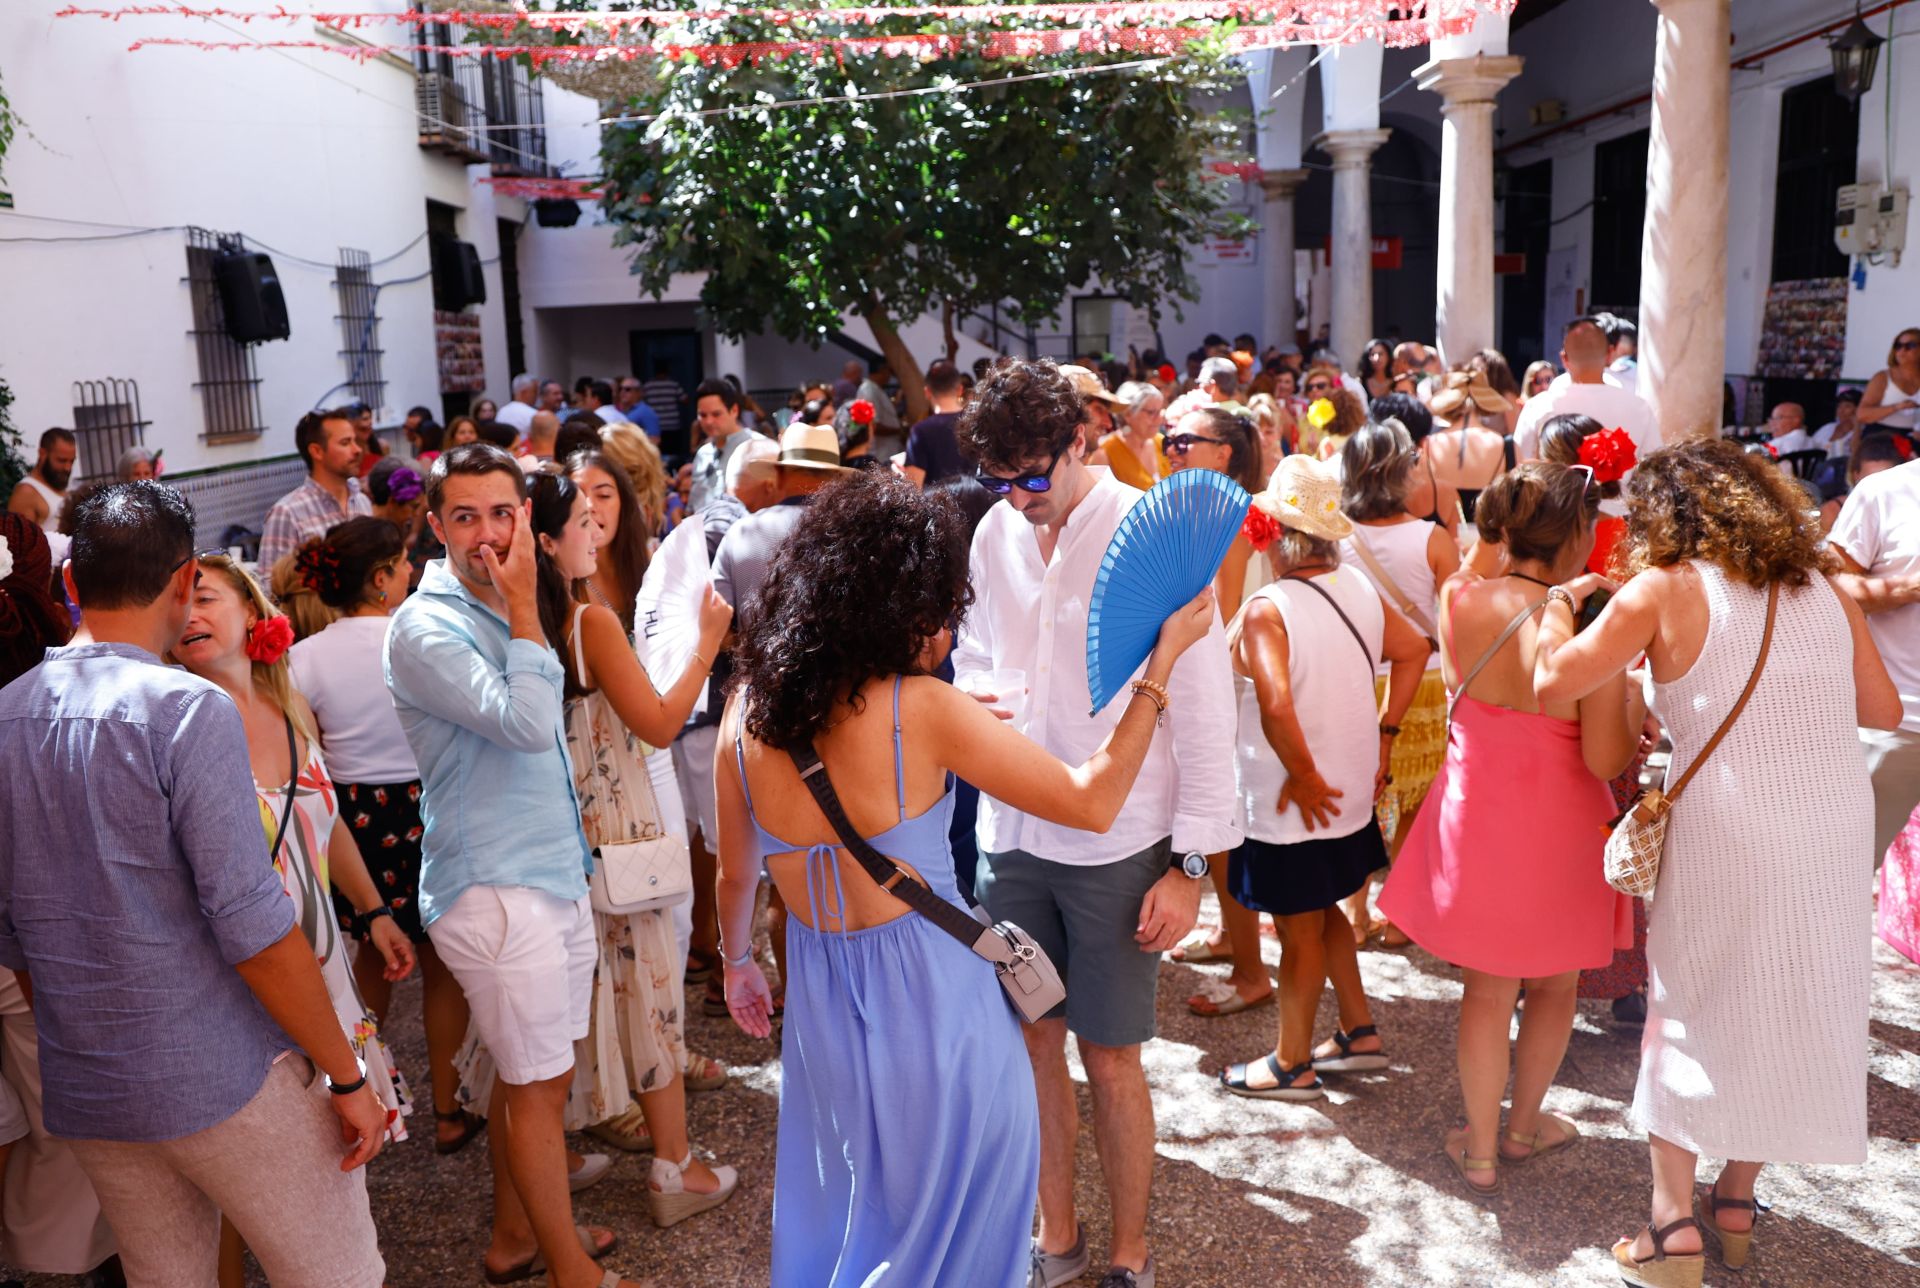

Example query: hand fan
[1085,469,1251,715]
[635,516,712,685]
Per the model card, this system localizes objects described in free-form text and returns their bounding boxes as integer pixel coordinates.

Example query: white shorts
[671,723,719,846]
[427,886,595,1086]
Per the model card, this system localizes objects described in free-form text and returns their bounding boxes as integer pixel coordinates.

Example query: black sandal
[1311,1024,1389,1073]
[434,1108,486,1157]
[1219,1053,1325,1102]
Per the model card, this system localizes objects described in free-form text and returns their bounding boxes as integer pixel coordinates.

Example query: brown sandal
[1697,1181,1766,1270]
[1442,1129,1499,1198]
[1610,1218,1704,1288]
[1498,1112,1580,1164]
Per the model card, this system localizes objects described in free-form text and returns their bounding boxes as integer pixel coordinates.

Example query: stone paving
[11,901,1920,1287]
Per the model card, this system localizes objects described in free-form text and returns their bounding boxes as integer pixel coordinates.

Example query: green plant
[0,376,24,499]
[592,21,1249,417]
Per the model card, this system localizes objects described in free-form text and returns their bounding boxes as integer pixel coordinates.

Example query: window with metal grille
[334,248,387,411]
[185,227,268,443]
[70,378,151,481]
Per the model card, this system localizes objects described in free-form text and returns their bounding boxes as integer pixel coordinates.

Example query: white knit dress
[1631,561,1872,1164]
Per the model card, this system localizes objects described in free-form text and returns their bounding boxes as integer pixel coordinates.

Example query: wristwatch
[1175,851,1210,880]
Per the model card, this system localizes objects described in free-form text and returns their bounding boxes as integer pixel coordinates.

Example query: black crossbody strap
[1283,575,1375,675]
[785,744,997,955]
[268,715,299,868]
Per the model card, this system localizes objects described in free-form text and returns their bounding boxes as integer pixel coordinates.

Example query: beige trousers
[67,1055,384,1288]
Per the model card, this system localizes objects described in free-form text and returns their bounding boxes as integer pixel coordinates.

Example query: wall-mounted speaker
[213,251,291,343]
[430,234,487,311]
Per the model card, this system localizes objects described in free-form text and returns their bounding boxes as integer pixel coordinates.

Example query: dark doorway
[1773,76,1858,284]
[630,328,704,458]
[1500,158,1554,369]
[1590,129,1650,314]
[497,218,526,382]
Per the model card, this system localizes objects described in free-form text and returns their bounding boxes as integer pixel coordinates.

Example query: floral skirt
[330,780,428,944]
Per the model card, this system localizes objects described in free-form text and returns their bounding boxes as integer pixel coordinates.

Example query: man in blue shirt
[386,444,641,1288]
[0,481,386,1285]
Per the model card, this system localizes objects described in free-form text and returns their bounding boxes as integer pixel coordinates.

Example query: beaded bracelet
[1129,679,1169,726]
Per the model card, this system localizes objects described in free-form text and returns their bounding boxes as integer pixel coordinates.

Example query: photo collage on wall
[435,310,487,395]
[1755,276,1848,379]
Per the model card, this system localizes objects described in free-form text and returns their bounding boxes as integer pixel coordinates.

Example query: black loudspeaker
[533,198,581,228]
[430,234,487,311]
[213,251,291,344]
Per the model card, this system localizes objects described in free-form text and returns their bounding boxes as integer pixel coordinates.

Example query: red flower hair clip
[1242,504,1282,553]
[245,615,295,666]
[1577,427,1639,483]
[848,399,875,427]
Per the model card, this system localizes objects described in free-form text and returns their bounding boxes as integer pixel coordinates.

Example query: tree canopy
[593,25,1249,415]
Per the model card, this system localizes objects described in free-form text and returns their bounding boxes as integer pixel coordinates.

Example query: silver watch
[1177,851,1210,879]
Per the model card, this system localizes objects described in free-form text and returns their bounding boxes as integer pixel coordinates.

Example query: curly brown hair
[732,471,973,749]
[1621,438,1834,589]
[957,358,1082,473]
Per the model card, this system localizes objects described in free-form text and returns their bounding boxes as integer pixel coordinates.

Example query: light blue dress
[736,678,1039,1287]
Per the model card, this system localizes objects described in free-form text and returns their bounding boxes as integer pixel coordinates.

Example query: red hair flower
[245,615,295,666]
[1577,427,1639,484]
[1242,504,1282,553]
[848,399,875,427]
[1156,363,1177,383]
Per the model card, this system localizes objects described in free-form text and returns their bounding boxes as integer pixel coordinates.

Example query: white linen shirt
[953,469,1243,866]
[1510,377,1662,516]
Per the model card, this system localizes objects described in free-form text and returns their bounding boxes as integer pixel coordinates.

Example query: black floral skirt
[331,779,429,944]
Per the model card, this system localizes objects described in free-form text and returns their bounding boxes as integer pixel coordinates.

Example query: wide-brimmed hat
[1428,370,1512,419]
[1250,454,1353,542]
[745,422,853,478]
[1058,364,1129,408]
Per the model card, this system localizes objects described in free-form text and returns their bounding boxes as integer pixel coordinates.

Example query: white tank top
[1876,370,1920,429]
[20,475,63,535]
[1341,520,1439,675]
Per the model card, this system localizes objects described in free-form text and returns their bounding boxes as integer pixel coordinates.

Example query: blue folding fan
[1085,468,1252,715]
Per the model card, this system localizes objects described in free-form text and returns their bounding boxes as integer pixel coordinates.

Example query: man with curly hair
[953,359,1240,1288]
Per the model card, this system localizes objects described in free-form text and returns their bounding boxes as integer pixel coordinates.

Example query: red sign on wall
[1495,253,1528,275]
[1322,235,1404,270]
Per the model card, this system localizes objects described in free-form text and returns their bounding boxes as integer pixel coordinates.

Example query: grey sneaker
[1028,1225,1089,1288]
[1097,1257,1155,1288]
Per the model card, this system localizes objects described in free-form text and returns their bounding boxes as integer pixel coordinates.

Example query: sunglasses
[1165,432,1228,455]
[977,445,1066,495]
[1304,382,1332,395]
[1898,340,1920,351]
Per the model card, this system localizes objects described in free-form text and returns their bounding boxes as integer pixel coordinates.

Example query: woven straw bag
[1603,583,1777,898]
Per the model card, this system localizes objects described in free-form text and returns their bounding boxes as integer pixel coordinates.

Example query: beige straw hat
[1058,364,1129,408]
[744,421,853,478]
[1250,454,1354,541]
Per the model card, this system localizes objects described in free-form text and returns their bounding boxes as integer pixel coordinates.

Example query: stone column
[1639,0,1730,443]
[1258,168,1309,354]
[1416,53,1523,367]
[1314,128,1391,367]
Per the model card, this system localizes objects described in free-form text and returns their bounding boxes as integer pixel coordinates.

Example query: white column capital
[1312,128,1392,168]
[1257,167,1310,201]
[1414,53,1524,106]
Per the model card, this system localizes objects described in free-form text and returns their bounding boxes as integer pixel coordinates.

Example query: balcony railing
[416,70,487,163]
[412,15,550,176]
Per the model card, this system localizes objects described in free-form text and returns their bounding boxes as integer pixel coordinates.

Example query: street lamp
[1830,6,1887,103]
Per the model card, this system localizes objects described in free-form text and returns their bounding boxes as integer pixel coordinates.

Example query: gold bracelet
[1129,679,1169,726]
[692,651,709,669]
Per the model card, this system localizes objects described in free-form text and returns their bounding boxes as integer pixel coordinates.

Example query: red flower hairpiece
[848,399,875,427]
[1242,504,1282,553]
[245,615,295,666]
[1157,363,1177,383]
[1577,427,1639,484]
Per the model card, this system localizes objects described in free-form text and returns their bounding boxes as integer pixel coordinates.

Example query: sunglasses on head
[976,444,1067,495]
[1165,432,1227,455]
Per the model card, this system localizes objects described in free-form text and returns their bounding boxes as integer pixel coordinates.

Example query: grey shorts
[976,839,1171,1048]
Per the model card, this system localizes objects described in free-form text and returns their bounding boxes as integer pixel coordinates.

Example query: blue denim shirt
[0,643,296,1142]
[384,559,592,926]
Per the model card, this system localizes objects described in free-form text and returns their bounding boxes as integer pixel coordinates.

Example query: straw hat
[1250,454,1353,542]
[1058,364,1128,408]
[744,421,853,478]
[1428,370,1512,419]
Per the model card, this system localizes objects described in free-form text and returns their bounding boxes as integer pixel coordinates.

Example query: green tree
[595,25,1248,418]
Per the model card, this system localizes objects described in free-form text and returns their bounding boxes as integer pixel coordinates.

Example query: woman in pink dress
[1379,462,1642,1199]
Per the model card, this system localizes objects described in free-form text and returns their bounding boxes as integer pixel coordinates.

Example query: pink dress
[1378,621,1630,978]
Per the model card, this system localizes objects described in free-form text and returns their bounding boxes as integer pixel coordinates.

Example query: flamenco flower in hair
[245,615,295,666]
[1577,427,1638,483]
[1157,364,1177,383]
[1306,397,1338,431]
[294,542,342,594]
[1242,504,1283,553]
[848,399,876,427]
[386,466,425,505]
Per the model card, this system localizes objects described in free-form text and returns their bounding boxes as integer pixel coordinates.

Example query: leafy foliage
[591,17,1249,405]
[0,376,24,501]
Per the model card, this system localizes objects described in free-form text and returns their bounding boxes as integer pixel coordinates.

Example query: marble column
[1258,168,1309,353]
[1314,128,1391,367]
[1416,53,1523,367]
[1639,0,1730,443]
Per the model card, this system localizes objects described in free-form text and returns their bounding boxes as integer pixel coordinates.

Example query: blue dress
[736,678,1040,1288]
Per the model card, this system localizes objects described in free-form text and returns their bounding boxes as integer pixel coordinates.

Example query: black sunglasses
[1165,432,1227,455]
[976,445,1066,495]
[1898,340,1920,351]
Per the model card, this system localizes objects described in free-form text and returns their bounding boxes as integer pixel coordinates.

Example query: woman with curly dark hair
[714,470,1214,1287]
[1534,439,1900,1285]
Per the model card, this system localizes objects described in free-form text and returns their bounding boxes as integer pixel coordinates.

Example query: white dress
[1631,561,1872,1163]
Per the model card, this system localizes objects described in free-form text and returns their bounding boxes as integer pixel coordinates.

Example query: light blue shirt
[384,559,592,925]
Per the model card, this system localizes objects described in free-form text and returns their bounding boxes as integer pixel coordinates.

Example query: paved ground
[12,900,1920,1287]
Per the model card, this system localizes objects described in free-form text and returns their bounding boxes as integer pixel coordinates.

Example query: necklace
[1507,571,1555,589]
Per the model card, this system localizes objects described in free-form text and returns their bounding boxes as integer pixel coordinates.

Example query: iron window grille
[411,5,548,175]
[185,227,268,443]
[334,248,387,411]
[70,378,151,481]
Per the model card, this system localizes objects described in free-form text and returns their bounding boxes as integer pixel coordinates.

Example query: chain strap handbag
[1604,583,1777,898]
[786,743,1066,1024]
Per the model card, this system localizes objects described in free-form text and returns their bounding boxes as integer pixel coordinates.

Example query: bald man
[1766,402,1812,455]
[1510,318,1660,504]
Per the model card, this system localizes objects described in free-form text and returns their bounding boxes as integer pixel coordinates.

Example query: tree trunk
[941,299,959,366]
[863,301,929,425]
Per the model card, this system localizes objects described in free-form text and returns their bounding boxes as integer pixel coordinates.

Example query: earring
[378,589,388,602]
